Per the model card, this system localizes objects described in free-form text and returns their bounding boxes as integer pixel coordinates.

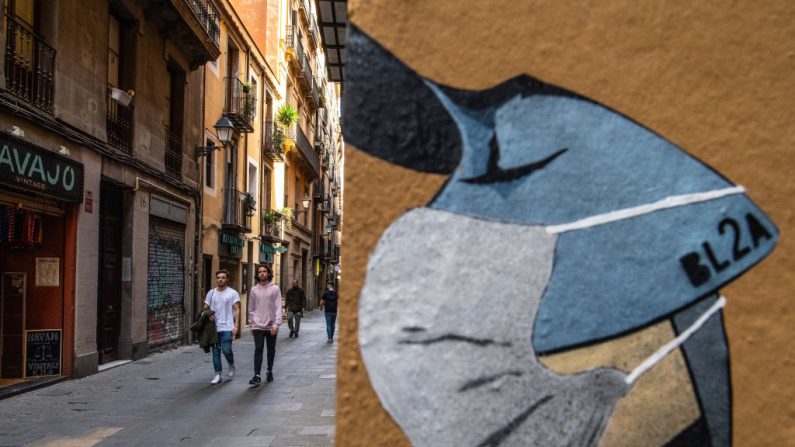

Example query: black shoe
[249,375,261,386]
[294,332,299,338]
[289,331,294,338]
[266,371,273,382]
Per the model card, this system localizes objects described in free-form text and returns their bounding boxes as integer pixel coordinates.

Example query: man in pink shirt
[247,264,283,385]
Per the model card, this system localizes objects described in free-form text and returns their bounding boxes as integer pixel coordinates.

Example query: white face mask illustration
[359,206,728,447]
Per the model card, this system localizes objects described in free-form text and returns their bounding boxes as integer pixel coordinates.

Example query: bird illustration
[347,25,778,447]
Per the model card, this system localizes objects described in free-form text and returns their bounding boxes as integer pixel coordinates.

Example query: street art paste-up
[345,26,778,447]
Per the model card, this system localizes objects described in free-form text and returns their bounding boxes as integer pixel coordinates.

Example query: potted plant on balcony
[275,104,298,152]
[281,207,294,229]
[242,192,256,217]
[262,209,281,235]
[242,83,257,120]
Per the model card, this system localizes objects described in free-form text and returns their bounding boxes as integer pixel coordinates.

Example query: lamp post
[195,116,235,157]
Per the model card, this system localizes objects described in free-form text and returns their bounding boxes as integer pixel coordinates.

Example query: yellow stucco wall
[339,1,795,445]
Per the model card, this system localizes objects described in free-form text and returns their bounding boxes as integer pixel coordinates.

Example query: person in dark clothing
[320,283,338,343]
[285,279,306,338]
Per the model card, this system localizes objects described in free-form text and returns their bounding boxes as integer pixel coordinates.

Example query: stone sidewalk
[0,310,337,447]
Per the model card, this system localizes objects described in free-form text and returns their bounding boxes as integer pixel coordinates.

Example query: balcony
[262,121,284,161]
[223,188,252,233]
[297,0,310,26]
[283,124,297,152]
[285,25,304,69]
[261,210,284,243]
[107,89,133,153]
[164,126,183,180]
[308,15,320,49]
[313,236,326,259]
[296,125,319,178]
[312,180,324,199]
[319,195,331,214]
[144,0,221,67]
[4,16,55,113]
[223,77,255,133]
[317,80,326,108]
[184,0,221,48]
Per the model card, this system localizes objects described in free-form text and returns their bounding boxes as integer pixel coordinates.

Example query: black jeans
[253,329,277,375]
[287,310,302,333]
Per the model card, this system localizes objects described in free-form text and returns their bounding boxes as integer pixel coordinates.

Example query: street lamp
[195,116,236,157]
[294,194,313,216]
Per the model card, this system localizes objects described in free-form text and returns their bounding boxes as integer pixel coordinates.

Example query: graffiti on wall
[347,25,778,447]
[147,221,185,350]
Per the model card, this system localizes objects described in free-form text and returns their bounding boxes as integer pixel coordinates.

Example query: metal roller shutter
[147,217,185,350]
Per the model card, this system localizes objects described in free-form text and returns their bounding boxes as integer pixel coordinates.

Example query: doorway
[97,182,123,364]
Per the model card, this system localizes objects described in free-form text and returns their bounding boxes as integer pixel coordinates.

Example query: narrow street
[0,311,336,447]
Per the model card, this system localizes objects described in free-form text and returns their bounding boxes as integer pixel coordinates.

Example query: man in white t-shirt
[204,269,241,384]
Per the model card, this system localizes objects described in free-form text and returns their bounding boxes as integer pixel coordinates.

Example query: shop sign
[219,232,244,258]
[259,243,276,263]
[0,133,84,203]
[25,329,62,377]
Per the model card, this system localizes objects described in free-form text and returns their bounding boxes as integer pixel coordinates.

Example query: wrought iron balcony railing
[164,126,183,180]
[297,0,310,26]
[185,0,221,49]
[313,236,326,258]
[308,15,320,48]
[107,88,133,153]
[261,209,284,243]
[223,188,252,233]
[285,25,304,70]
[4,16,55,112]
[296,125,319,177]
[312,180,324,199]
[262,121,284,161]
[223,77,255,133]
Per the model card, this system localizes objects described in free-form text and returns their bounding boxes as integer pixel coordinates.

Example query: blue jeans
[325,313,337,340]
[212,331,234,373]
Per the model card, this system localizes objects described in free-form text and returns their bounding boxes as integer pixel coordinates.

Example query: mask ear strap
[625,296,727,385]
[546,186,745,234]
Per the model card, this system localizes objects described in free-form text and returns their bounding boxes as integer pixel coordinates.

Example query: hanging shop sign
[259,243,276,263]
[0,132,84,203]
[24,329,62,377]
[219,232,244,258]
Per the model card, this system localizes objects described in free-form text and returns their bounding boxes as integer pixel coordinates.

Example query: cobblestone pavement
[0,310,337,447]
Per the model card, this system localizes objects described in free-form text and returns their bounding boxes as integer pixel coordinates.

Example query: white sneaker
[211,374,221,384]
[228,365,236,378]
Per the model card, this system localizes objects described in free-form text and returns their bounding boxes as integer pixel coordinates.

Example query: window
[263,167,272,212]
[249,76,258,121]
[204,138,214,188]
[248,160,258,205]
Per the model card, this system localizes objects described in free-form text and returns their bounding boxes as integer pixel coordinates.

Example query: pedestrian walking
[205,269,240,384]
[247,264,283,385]
[320,283,338,343]
[285,279,306,338]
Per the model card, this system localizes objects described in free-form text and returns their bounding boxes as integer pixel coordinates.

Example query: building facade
[0,0,218,385]
[234,0,344,310]
[0,0,344,392]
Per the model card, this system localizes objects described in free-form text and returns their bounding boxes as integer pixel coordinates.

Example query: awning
[316,0,347,82]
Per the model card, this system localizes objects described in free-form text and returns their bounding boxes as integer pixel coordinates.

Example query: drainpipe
[194,64,207,332]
